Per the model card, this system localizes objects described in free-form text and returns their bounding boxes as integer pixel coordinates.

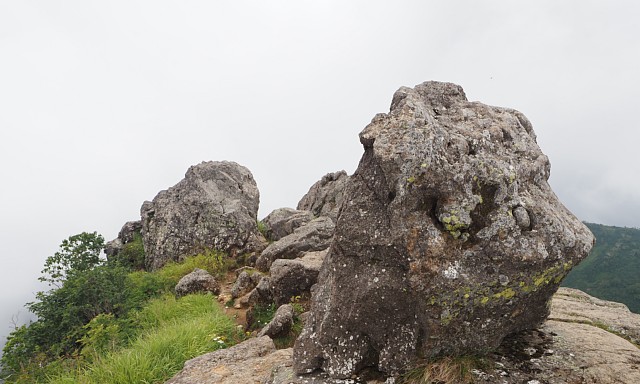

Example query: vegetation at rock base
[0,233,240,383]
[399,355,490,384]
[562,222,640,313]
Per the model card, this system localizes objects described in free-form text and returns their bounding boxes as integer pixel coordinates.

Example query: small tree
[39,232,105,287]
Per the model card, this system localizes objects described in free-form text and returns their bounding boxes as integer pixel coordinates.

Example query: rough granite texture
[141,161,265,270]
[293,81,595,378]
[262,208,315,241]
[297,171,350,221]
[256,216,334,272]
[174,268,220,297]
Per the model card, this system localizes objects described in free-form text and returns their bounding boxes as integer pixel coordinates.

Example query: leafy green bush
[110,232,145,271]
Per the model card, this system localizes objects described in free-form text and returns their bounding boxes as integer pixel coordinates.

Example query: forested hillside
[562,223,640,313]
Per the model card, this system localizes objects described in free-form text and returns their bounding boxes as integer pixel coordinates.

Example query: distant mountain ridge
[562,222,640,313]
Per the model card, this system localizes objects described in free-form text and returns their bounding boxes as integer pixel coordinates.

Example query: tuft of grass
[399,355,489,384]
[48,294,243,384]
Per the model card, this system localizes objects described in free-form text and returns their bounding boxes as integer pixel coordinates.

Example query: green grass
[48,294,242,384]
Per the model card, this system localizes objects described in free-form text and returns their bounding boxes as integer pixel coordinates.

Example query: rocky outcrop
[141,161,266,270]
[165,336,291,384]
[255,217,334,272]
[297,171,349,221]
[293,81,595,378]
[258,304,295,338]
[104,220,142,258]
[550,287,640,346]
[268,250,327,306]
[262,208,314,241]
[174,268,220,297]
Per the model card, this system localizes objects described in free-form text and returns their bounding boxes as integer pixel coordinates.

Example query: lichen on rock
[293,81,595,378]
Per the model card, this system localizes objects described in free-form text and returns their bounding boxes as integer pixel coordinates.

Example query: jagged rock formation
[255,217,334,272]
[293,81,595,378]
[297,170,349,221]
[104,220,142,259]
[262,208,314,241]
[174,268,220,297]
[141,161,266,270]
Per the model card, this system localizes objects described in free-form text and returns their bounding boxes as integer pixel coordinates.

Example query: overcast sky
[1,1,639,351]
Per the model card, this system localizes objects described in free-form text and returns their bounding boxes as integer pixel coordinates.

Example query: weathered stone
[174,268,220,297]
[297,171,350,221]
[269,250,327,306]
[255,217,334,272]
[550,287,640,346]
[104,220,142,258]
[141,161,266,270]
[476,288,640,383]
[258,304,295,338]
[230,270,262,299]
[294,81,594,378]
[165,336,292,384]
[262,208,314,241]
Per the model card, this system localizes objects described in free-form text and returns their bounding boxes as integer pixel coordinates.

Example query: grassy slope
[562,222,640,313]
[48,294,241,384]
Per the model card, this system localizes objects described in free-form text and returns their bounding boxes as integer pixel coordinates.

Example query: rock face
[262,208,314,241]
[255,217,334,272]
[297,171,350,221]
[166,336,292,384]
[293,81,595,378]
[141,161,265,270]
[174,268,220,297]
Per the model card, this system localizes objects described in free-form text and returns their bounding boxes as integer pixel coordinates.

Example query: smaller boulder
[262,208,314,241]
[297,170,350,221]
[269,250,327,306]
[175,268,220,297]
[258,304,295,338]
[104,220,142,258]
[230,269,263,299]
[256,217,334,272]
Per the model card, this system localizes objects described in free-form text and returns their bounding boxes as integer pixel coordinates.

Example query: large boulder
[293,81,595,378]
[262,208,314,241]
[255,217,334,272]
[141,161,265,270]
[297,171,350,221]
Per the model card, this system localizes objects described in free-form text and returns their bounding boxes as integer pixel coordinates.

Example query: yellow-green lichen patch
[493,287,516,300]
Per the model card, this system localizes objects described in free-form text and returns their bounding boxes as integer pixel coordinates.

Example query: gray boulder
[104,220,142,258]
[293,81,594,378]
[174,268,220,297]
[262,208,314,241]
[229,269,263,299]
[297,171,350,221]
[141,161,266,270]
[269,250,327,306]
[258,304,295,338]
[255,216,334,272]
